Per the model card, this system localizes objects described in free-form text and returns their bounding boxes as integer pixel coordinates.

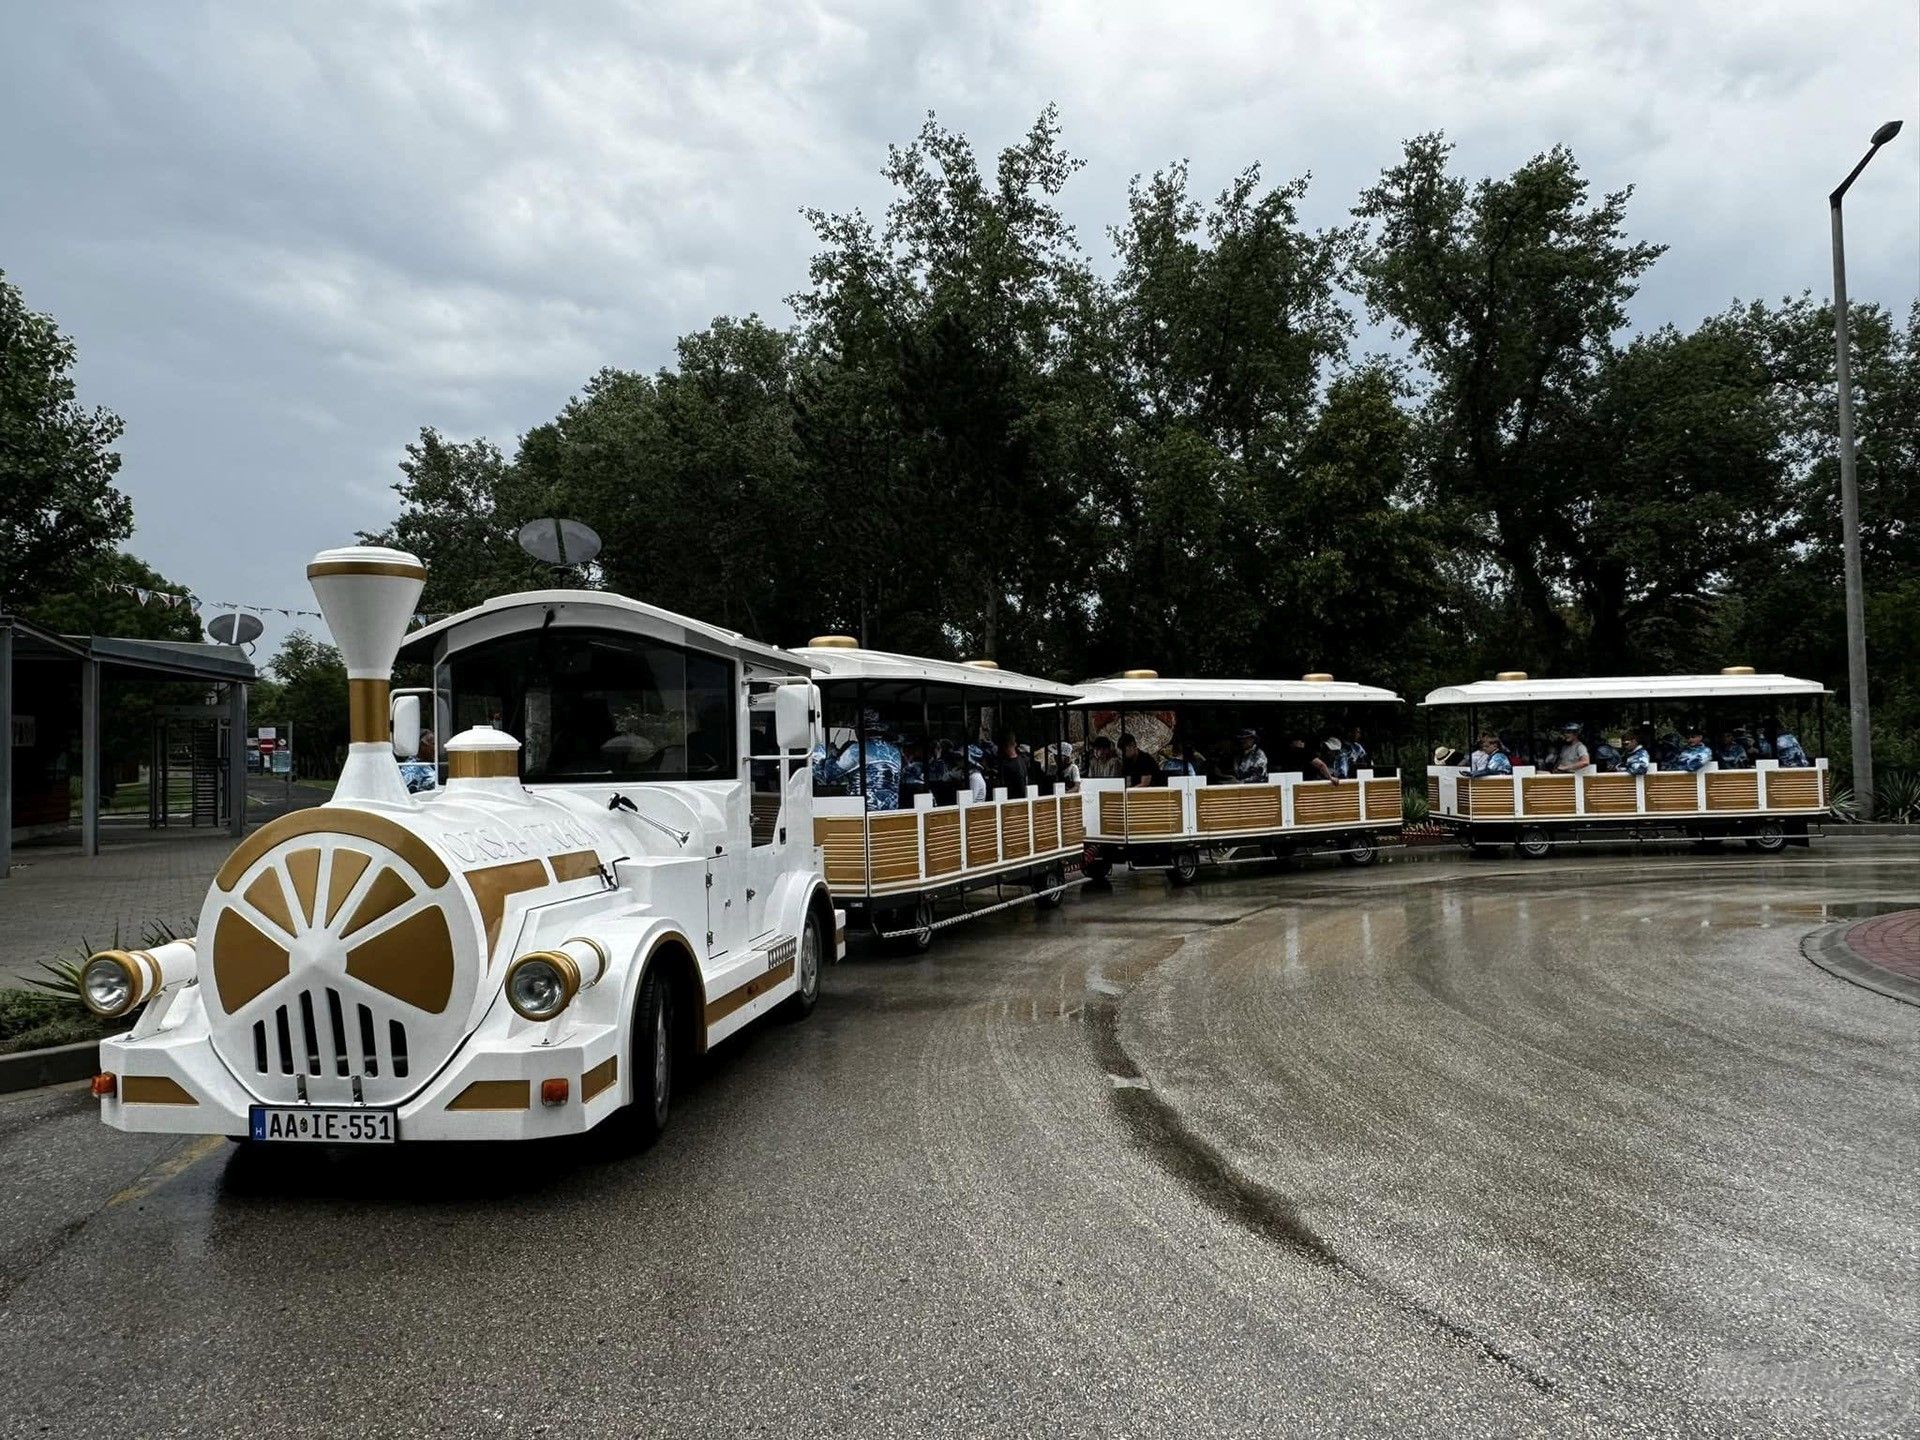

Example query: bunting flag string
[106,582,323,619]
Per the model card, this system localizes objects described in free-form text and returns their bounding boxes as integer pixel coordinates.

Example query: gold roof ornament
[1121,668,1159,680]
[1496,670,1529,682]
[960,659,1000,669]
[808,635,859,649]
[1302,672,1334,683]
[1720,665,1757,676]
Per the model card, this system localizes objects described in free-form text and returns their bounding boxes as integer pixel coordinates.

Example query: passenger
[902,739,927,787]
[1337,724,1370,778]
[822,709,903,810]
[1468,733,1513,776]
[964,743,990,802]
[1319,736,1346,782]
[997,732,1029,799]
[1160,731,1199,777]
[1048,743,1081,792]
[1715,731,1749,769]
[1621,730,1652,776]
[1084,735,1122,778]
[1762,719,1810,767]
[1674,726,1714,772]
[1120,732,1161,788]
[1550,722,1593,775]
[1593,736,1623,772]
[1233,728,1269,783]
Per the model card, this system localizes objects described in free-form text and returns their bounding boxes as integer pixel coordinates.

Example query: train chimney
[307,545,427,804]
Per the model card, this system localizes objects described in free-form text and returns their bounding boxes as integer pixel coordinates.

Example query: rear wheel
[780,910,824,1019]
[1084,854,1113,885]
[1340,831,1381,867]
[893,896,934,953]
[1515,826,1553,860]
[1747,820,1788,854]
[1170,848,1201,886]
[1033,862,1068,910]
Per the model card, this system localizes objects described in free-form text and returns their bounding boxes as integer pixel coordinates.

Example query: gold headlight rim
[504,950,581,1022]
[81,950,145,1018]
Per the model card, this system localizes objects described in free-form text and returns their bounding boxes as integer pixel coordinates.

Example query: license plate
[249,1106,397,1144]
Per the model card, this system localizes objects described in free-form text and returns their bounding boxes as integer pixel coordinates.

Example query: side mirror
[774,684,815,752]
[391,694,422,760]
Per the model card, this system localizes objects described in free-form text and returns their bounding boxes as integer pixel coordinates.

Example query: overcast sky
[3,1,1916,656]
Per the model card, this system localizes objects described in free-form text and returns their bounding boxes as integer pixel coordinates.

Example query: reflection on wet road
[1,849,1915,1437]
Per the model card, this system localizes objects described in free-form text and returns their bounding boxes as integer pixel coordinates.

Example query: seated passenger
[1715,731,1749,769]
[1290,737,1340,782]
[1336,725,1369,778]
[1084,735,1122,778]
[1674,726,1714,772]
[1621,729,1652,776]
[1551,722,1593,775]
[1233,728,1269,783]
[1593,736,1623,772]
[1763,719,1810,767]
[964,743,990,802]
[1120,732,1160,788]
[821,709,904,810]
[902,739,927,786]
[997,733,1029,799]
[1468,733,1512,776]
[1047,743,1081,792]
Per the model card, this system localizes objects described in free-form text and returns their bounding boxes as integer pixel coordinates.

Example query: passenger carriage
[85,546,840,1147]
[1068,672,1406,885]
[795,638,1086,950]
[1422,669,1830,857]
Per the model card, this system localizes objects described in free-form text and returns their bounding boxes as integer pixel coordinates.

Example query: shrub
[1874,770,1920,824]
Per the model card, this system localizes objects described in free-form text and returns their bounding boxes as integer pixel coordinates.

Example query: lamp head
[1870,120,1903,146]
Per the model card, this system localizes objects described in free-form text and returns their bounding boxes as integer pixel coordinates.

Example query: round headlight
[82,955,138,1018]
[505,952,578,1022]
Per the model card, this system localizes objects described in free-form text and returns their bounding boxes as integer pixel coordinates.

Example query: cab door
[741,682,793,942]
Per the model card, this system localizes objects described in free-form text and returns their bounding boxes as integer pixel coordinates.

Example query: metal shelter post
[81,658,100,857]
[228,680,248,838]
[0,623,11,880]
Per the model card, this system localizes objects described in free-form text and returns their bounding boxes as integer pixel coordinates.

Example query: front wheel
[1515,826,1553,861]
[889,896,934,953]
[625,964,675,1147]
[780,911,824,1019]
[1169,848,1201,886]
[1746,821,1788,854]
[1340,831,1381,867]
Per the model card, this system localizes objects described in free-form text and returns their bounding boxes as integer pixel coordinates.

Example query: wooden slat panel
[1123,789,1182,836]
[868,812,921,884]
[1705,772,1759,811]
[1522,776,1578,817]
[1293,783,1362,826]
[1764,770,1823,810]
[924,809,962,877]
[1645,773,1701,814]
[1001,800,1033,860]
[1063,798,1085,846]
[1197,787,1281,833]
[814,817,867,890]
[1098,790,1126,834]
[965,808,998,867]
[1362,779,1401,823]
[1032,796,1060,852]
[1583,775,1638,814]
[1464,779,1515,817]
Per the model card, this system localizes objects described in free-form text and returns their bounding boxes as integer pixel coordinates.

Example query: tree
[0,270,133,611]
[255,631,348,778]
[26,551,204,642]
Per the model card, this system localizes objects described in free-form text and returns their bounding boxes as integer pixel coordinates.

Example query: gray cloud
[2,0,1914,655]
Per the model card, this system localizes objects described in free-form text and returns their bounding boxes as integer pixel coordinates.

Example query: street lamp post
[1829,118,1902,820]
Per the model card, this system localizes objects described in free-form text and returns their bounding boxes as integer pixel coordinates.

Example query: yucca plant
[27,918,188,1008]
[1826,785,1859,823]
[1874,770,1920,824]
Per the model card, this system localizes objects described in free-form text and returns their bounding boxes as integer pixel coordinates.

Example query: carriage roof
[795,645,1080,700]
[1066,677,1401,707]
[1421,673,1828,706]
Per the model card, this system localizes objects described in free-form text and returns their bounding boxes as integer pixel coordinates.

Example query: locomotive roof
[1422,673,1828,706]
[795,645,1080,699]
[1067,677,1402,707]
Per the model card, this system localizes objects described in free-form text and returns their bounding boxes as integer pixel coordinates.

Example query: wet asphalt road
[2,845,1916,1438]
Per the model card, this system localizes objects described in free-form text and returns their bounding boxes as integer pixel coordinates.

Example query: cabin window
[746,681,806,846]
[446,628,735,783]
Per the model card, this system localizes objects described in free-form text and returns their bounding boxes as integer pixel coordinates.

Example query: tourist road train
[78,548,1832,1147]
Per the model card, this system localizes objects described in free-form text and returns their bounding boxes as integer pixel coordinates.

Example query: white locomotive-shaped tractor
[83,546,841,1145]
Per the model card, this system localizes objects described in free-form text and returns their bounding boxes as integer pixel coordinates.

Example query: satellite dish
[207,612,264,646]
[517,518,602,570]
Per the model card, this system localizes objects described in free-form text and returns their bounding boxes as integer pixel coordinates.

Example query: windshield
[445,628,735,782]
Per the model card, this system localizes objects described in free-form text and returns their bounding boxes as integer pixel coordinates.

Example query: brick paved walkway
[1842,909,1920,983]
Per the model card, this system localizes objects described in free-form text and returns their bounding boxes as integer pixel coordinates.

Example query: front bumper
[99,1019,628,1143]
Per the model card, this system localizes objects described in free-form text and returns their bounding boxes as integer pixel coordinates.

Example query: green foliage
[254,632,348,777]
[1875,771,1920,824]
[25,550,204,642]
[0,271,134,612]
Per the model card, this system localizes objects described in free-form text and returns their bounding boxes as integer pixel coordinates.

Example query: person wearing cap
[821,707,903,810]
[1467,733,1512,776]
[1084,734,1122,778]
[1232,728,1269,783]
[1593,735,1623,772]
[1621,729,1652,777]
[964,743,990,803]
[1301,736,1342,783]
[1048,742,1081,792]
[1674,726,1714,772]
[1550,722,1592,775]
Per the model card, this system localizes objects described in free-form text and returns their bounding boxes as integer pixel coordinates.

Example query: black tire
[1515,826,1553,861]
[892,896,934,953]
[1033,862,1068,910]
[780,910,825,1019]
[1340,831,1381,867]
[1747,820,1788,854]
[1084,855,1113,884]
[1170,849,1201,886]
[624,963,675,1147]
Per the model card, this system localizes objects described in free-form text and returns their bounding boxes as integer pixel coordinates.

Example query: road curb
[0,1038,102,1094]
[1802,922,1920,1009]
